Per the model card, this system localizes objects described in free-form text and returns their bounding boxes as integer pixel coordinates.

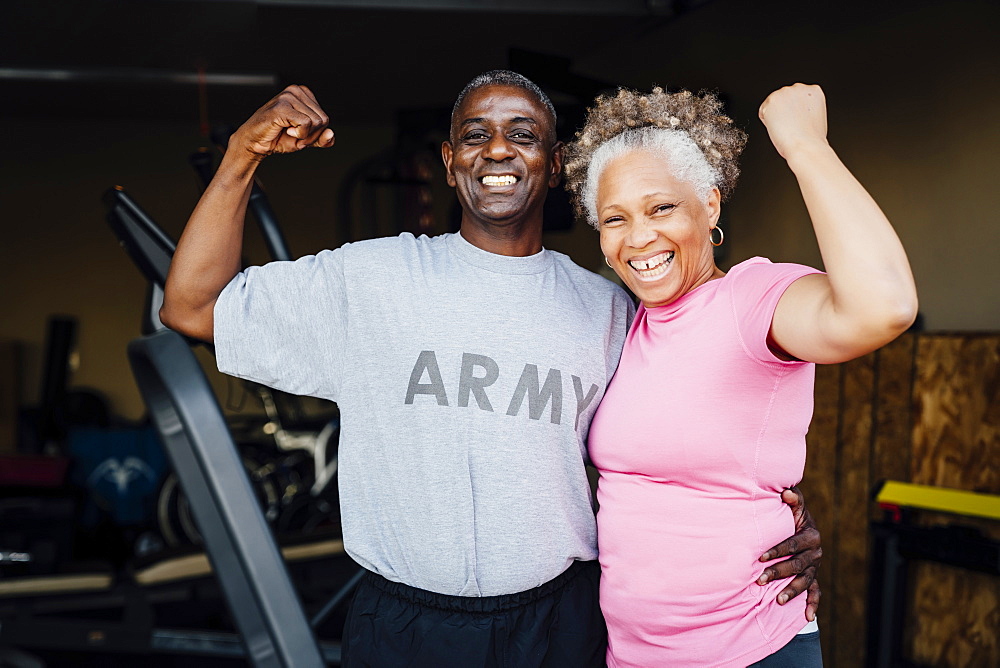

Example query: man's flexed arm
[160,85,335,341]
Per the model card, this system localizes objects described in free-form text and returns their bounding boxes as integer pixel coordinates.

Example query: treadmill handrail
[104,186,176,289]
[193,130,293,263]
[128,330,325,668]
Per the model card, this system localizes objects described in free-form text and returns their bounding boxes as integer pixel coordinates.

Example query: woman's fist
[758,83,828,160]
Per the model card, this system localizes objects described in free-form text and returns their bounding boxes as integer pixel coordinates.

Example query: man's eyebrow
[459,116,538,128]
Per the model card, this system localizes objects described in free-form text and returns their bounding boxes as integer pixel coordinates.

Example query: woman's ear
[707,187,722,227]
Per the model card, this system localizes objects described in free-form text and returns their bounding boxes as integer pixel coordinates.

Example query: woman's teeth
[628,251,674,277]
[481,175,518,186]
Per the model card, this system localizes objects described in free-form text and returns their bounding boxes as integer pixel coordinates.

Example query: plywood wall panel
[832,353,876,668]
[903,335,1000,667]
[911,335,1000,493]
[804,333,999,666]
[870,334,916,508]
[908,562,1000,668]
[803,361,842,666]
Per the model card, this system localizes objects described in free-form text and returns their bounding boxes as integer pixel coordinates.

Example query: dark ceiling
[2,0,704,127]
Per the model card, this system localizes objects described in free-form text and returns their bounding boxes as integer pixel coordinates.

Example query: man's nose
[482,134,516,161]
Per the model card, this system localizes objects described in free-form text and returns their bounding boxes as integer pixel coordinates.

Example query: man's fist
[758,83,829,161]
[233,84,335,161]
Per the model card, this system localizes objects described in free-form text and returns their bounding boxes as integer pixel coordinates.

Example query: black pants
[747,630,823,667]
[341,560,607,668]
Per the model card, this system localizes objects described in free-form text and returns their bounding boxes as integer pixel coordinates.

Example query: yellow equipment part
[876,480,1000,521]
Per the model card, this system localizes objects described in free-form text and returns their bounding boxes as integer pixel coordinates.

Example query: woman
[563,84,917,667]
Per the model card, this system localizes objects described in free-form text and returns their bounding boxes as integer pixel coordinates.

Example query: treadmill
[105,186,356,666]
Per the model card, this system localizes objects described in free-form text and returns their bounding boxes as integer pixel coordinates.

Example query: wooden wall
[803,333,1000,667]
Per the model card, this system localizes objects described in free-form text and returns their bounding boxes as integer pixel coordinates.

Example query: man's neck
[458,219,544,257]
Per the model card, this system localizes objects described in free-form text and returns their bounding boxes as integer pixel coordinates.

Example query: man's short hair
[451,70,557,137]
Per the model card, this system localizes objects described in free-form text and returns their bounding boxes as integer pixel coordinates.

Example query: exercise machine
[867,480,1000,667]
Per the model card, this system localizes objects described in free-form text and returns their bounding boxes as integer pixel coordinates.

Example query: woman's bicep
[769,273,872,364]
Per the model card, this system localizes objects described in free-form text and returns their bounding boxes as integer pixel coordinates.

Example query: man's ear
[548,141,564,188]
[441,141,457,187]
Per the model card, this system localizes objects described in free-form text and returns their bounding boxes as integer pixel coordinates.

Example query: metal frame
[867,482,1000,668]
[254,0,678,15]
[128,329,325,667]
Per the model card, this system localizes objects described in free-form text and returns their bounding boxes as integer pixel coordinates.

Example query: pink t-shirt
[589,258,821,668]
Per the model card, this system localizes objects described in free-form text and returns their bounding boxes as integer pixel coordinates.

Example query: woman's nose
[626,219,658,248]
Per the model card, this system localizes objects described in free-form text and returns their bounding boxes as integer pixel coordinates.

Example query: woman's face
[596,150,722,308]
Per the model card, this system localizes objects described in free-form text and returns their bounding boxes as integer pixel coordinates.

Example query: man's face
[442,85,561,231]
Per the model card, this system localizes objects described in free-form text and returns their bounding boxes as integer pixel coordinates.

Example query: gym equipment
[867,480,1000,668]
[105,185,173,335]
[105,185,341,541]
[0,535,349,663]
[36,316,78,453]
[128,328,325,667]
[107,184,356,660]
[192,129,292,262]
[0,182,358,664]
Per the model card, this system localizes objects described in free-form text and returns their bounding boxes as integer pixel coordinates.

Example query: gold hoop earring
[710,227,724,247]
[605,257,613,268]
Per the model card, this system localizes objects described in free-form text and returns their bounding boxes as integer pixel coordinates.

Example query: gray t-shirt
[215,231,634,596]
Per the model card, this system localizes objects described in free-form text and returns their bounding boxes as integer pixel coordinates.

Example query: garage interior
[1,0,998,666]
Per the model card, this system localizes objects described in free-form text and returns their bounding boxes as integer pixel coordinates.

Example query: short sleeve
[214,248,348,401]
[728,258,823,364]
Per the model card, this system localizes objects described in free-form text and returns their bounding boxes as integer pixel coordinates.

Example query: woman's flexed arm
[762,84,917,364]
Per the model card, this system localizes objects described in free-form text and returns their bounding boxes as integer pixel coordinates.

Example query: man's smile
[480,174,519,187]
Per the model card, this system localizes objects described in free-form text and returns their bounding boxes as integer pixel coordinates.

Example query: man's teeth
[628,251,674,273]
[481,175,518,186]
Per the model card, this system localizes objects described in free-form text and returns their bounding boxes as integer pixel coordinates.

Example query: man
[161,70,820,667]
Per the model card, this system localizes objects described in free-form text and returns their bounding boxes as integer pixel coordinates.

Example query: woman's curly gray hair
[563,87,748,228]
